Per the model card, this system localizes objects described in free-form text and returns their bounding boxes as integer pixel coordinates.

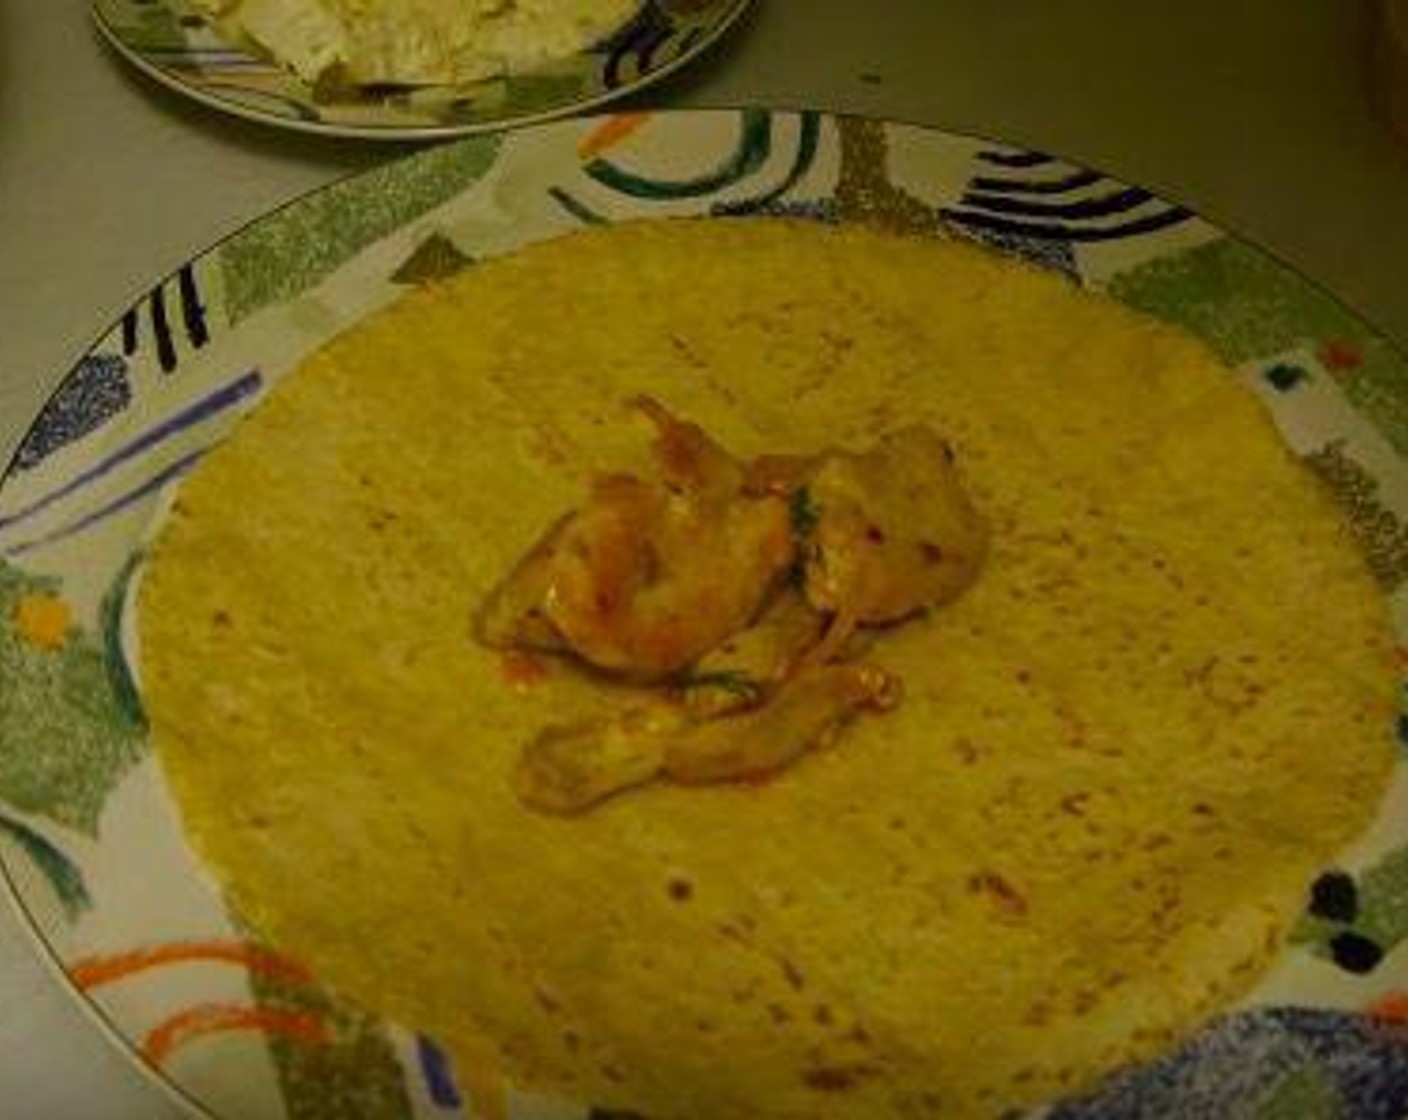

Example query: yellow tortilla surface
[141,219,1397,1118]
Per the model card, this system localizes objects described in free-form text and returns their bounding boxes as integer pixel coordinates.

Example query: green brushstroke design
[1293,845,1408,962]
[219,135,502,324]
[0,561,144,835]
[1352,844,1408,950]
[1303,441,1408,590]
[788,486,819,536]
[718,111,822,213]
[1107,238,1408,455]
[585,108,773,199]
[1256,1062,1343,1120]
[549,186,608,226]
[0,813,90,919]
[1288,911,1337,948]
[99,552,148,731]
[243,935,414,1120]
[390,234,474,286]
[492,72,586,115]
[115,1,189,52]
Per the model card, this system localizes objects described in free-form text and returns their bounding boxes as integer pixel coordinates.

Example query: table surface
[4,1,1408,1114]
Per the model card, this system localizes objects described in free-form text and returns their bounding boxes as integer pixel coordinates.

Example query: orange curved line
[142,1003,328,1067]
[578,112,651,160]
[1368,990,1408,1023]
[70,941,312,992]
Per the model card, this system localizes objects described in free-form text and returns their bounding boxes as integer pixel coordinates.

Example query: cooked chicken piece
[635,395,744,498]
[516,663,899,816]
[543,473,793,680]
[802,426,988,626]
[476,398,795,681]
[515,705,675,816]
[681,588,828,718]
[664,662,900,786]
[476,514,570,652]
[484,405,987,817]
[743,452,821,499]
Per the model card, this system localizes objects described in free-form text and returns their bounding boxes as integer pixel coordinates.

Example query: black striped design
[959,186,1156,221]
[149,283,174,373]
[977,148,1051,168]
[117,264,212,374]
[944,149,1190,245]
[969,168,1102,195]
[942,205,1193,244]
[601,1,704,89]
[177,263,209,347]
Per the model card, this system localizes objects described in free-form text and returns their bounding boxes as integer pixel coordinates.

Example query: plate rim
[0,873,214,1119]
[5,104,1408,1118]
[89,0,756,141]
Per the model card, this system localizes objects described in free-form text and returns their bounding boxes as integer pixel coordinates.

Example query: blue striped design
[416,1036,461,1109]
[635,25,673,73]
[941,205,1193,243]
[969,169,1103,195]
[0,370,260,535]
[959,186,1156,220]
[602,2,673,89]
[13,355,132,472]
[977,149,1050,168]
[4,449,206,558]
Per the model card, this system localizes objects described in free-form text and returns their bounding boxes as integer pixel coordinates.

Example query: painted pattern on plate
[5,110,1408,1118]
[91,0,753,138]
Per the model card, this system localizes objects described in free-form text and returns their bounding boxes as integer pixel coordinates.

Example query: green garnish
[789,486,820,537]
[684,670,762,701]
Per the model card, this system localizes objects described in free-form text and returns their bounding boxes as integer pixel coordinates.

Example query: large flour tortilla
[141,219,1396,1118]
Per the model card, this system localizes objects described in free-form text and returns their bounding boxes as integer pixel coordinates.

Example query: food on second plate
[139,218,1396,1119]
[190,0,639,88]
[481,396,988,814]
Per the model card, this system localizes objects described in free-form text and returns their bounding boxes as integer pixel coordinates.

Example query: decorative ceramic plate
[91,0,752,139]
[6,109,1408,1119]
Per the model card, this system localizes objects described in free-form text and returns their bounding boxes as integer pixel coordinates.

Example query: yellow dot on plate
[14,592,72,650]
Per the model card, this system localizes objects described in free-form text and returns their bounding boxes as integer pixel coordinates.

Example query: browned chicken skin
[478,400,793,680]
[478,398,987,815]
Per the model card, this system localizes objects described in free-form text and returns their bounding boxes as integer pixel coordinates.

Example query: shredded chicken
[478,399,988,815]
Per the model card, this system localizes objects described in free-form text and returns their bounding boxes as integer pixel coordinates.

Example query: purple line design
[0,370,261,535]
[416,1035,462,1109]
[3,449,206,558]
